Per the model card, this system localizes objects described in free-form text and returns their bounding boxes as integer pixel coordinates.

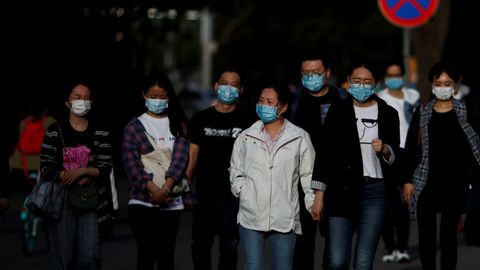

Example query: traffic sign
[378,0,439,28]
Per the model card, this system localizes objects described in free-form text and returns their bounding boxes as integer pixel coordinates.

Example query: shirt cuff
[382,144,395,165]
[311,180,327,191]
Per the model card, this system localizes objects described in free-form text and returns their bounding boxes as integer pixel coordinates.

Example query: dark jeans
[326,181,386,270]
[417,193,462,270]
[381,185,410,252]
[128,204,181,270]
[293,186,328,270]
[191,198,239,270]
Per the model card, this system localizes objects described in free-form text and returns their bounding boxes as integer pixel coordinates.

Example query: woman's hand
[403,183,415,209]
[150,186,172,205]
[59,168,88,186]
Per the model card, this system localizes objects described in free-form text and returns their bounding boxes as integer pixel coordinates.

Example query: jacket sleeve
[93,128,113,181]
[299,132,316,212]
[384,107,400,165]
[39,123,63,182]
[229,134,246,198]
[121,121,152,191]
[165,135,189,182]
[311,101,340,191]
[402,108,421,184]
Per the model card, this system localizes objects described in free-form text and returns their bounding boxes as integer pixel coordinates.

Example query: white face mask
[70,100,92,116]
[432,87,455,101]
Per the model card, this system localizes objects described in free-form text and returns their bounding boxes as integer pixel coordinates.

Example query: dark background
[2,0,479,168]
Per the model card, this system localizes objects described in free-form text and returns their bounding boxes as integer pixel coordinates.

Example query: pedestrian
[122,71,190,270]
[229,82,316,270]
[40,77,114,270]
[310,61,400,270]
[403,61,480,270]
[376,60,420,263]
[9,102,56,191]
[188,69,256,270]
[291,52,347,270]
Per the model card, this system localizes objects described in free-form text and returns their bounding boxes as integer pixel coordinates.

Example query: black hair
[141,71,188,138]
[58,76,96,122]
[347,61,380,87]
[257,80,291,118]
[299,50,331,70]
[384,58,406,76]
[214,66,243,85]
[428,61,462,84]
[62,77,96,102]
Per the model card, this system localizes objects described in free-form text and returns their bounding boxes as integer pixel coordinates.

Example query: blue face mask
[256,104,277,123]
[217,85,240,104]
[302,74,325,92]
[348,84,374,102]
[145,98,169,114]
[385,77,404,90]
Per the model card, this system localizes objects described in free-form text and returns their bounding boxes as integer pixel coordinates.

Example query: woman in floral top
[40,77,113,270]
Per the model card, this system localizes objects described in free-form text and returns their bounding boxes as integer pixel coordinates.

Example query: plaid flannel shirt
[122,117,189,203]
[413,98,480,198]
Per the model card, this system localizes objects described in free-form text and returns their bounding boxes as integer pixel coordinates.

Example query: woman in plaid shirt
[122,71,190,270]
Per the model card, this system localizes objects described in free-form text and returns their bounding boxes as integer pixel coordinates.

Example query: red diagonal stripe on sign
[408,0,426,12]
[391,0,409,13]
[392,0,426,13]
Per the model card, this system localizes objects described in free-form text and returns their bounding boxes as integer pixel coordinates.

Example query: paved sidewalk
[1,176,479,270]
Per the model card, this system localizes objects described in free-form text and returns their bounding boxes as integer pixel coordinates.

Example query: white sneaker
[382,250,397,263]
[395,250,411,263]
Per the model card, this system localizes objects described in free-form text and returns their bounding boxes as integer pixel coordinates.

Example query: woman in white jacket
[229,83,316,270]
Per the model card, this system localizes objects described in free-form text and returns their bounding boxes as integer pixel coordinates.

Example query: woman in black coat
[310,62,400,270]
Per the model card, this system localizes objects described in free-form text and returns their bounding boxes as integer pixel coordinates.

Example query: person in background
[291,52,347,270]
[122,71,190,270]
[376,60,420,263]
[40,77,113,270]
[230,82,316,270]
[188,69,256,270]
[311,61,400,270]
[403,61,480,270]
[10,102,56,193]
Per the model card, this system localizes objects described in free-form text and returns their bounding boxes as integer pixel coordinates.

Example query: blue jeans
[239,225,296,270]
[326,181,386,270]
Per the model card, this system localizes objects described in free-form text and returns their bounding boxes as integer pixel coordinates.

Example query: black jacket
[312,95,400,218]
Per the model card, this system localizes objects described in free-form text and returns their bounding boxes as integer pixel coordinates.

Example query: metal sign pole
[402,28,411,82]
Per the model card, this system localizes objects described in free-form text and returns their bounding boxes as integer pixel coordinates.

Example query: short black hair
[214,66,243,84]
[384,58,406,76]
[299,50,331,70]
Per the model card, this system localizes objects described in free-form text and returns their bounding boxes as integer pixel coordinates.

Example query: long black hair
[141,71,188,138]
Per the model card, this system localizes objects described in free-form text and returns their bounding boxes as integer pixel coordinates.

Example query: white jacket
[229,120,315,234]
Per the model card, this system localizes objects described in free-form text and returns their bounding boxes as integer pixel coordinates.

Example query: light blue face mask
[385,77,404,90]
[217,85,240,104]
[256,104,277,123]
[348,84,374,102]
[302,74,325,92]
[145,98,169,114]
